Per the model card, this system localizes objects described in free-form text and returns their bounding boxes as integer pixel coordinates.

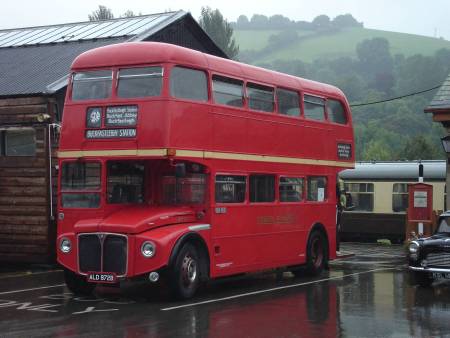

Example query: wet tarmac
[0,243,448,338]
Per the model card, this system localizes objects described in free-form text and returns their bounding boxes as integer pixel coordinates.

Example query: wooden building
[0,11,226,263]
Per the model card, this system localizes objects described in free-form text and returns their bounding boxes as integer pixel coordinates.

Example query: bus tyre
[306,230,328,276]
[64,268,96,296]
[169,243,201,300]
[410,271,433,288]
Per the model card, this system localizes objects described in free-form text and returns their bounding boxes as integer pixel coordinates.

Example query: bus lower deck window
[307,177,327,201]
[107,161,145,204]
[250,174,275,202]
[215,175,246,203]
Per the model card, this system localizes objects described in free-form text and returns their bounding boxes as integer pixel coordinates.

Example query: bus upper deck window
[212,75,244,107]
[277,88,300,117]
[72,70,112,101]
[118,67,163,98]
[247,83,274,113]
[304,95,325,121]
[327,99,348,124]
[170,67,208,102]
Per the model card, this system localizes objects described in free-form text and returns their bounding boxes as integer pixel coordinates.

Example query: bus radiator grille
[78,234,127,275]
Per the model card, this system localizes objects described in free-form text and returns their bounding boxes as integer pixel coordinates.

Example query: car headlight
[409,241,419,259]
[141,241,156,258]
[60,238,72,253]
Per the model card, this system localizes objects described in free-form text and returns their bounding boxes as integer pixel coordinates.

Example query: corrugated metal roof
[0,12,178,48]
[339,161,446,181]
[425,74,450,111]
[0,38,126,96]
[0,10,226,97]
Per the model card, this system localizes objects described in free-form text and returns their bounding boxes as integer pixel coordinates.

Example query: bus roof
[71,42,345,99]
[340,160,446,181]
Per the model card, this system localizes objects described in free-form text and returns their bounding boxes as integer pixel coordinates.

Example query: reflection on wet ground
[0,243,449,337]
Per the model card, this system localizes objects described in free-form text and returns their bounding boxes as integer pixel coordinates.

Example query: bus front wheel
[169,243,201,300]
[64,269,96,296]
[305,230,328,276]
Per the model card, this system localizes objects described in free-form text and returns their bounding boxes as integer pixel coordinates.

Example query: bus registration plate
[87,272,117,283]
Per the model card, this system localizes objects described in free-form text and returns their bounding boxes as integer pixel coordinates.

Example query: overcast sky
[2,0,450,40]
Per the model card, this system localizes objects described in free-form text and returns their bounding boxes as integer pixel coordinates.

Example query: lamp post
[441,136,450,210]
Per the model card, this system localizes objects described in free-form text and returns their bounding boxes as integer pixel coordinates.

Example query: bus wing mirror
[175,163,186,178]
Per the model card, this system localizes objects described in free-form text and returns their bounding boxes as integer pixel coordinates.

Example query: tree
[236,15,250,28]
[89,5,114,21]
[356,38,395,93]
[332,14,362,28]
[122,10,141,18]
[401,135,439,160]
[312,15,331,31]
[199,7,239,59]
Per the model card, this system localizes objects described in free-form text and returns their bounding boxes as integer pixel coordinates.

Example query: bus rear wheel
[169,243,202,300]
[64,268,96,296]
[305,230,328,276]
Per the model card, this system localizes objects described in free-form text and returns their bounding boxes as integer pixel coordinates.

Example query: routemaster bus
[56,42,354,299]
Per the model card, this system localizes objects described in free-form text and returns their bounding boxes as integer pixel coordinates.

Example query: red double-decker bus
[56,42,354,299]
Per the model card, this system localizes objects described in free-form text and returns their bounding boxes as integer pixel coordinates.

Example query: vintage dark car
[409,211,450,287]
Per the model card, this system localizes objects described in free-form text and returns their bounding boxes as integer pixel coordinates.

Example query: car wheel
[169,243,202,300]
[64,269,96,296]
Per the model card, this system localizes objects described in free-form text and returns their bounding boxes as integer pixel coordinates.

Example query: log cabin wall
[0,96,57,263]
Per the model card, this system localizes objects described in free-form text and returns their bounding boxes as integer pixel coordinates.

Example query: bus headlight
[60,238,72,253]
[141,241,156,258]
[409,241,419,260]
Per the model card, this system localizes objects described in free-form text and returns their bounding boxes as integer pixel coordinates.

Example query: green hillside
[234,27,450,63]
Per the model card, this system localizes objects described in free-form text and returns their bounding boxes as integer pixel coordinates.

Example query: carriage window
[304,95,325,121]
[107,161,145,204]
[280,177,303,202]
[345,183,374,211]
[247,83,274,112]
[4,129,36,156]
[250,174,275,202]
[170,67,208,101]
[327,99,348,124]
[72,70,112,101]
[392,183,408,212]
[118,66,163,98]
[307,177,327,201]
[61,162,101,208]
[215,175,246,203]
[212,76,244,107]
[277,89,300,117]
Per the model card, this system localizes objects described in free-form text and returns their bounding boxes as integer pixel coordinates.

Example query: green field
[234,27,450,63]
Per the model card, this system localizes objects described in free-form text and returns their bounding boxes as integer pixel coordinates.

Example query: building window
[247,83,274,112]
[277,88,300,117]
[215,175,246,203]
[117,66,163,98]
[327,99,348,124]
[392,183,408,212]
[72,70,112,101]
[170,66,208,102]
[345,183,374,211]
[279,177,303,202]
[250,174,275,202]
[212,75,244,107]
[304,94,326,121]
[1,129,36,156]
[307,177,327,201]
